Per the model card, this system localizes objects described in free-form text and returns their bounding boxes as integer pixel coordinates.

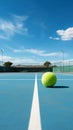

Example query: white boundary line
[56,73,73,76]
[58,79,73,80]
[28,74,42,130]
[0,78,73,80]
[0,79,35,80]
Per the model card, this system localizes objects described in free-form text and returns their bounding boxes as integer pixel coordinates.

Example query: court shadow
[49,86,69,89]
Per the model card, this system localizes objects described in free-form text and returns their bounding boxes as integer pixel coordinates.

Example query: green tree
[44,61,51,67]
[3,61,13,67]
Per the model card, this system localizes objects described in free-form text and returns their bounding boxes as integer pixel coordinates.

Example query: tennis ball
[41,72,57,87]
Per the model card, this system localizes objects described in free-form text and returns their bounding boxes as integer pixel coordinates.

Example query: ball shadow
[48,86,69,89]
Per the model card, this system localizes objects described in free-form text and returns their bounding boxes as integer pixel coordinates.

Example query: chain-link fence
[53,60,73,73]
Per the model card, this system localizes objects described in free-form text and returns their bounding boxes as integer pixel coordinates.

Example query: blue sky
[0,0,73,65]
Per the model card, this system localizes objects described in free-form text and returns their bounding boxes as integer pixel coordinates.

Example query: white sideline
[0,78,73,80]
[28,74,42,130]
[0,79,34,80]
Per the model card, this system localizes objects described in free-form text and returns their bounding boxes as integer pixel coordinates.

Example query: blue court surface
[0,73,73,130]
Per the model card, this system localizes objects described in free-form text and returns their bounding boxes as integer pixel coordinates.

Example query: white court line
[28,74,42,130]
[0,78,73,80]
[58,79,73,80]
[57,73,73,76]
[0,79,34,80]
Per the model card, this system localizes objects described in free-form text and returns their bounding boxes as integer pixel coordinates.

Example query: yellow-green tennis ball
[41,72,57,87]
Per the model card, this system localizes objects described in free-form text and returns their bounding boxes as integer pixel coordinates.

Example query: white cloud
[0,55,12,61]
[14,48,44,55]
[57,27,73,40]
[14,48,61,57]
[13,15,28,22]
[0,15,28,40]
[49,27,73,41]
[12,57,36,64]
[49,36,60,40]
[39,52,60,56]
[0,55,42,65]
[0,50,68,65]
[52,59,73,66]
[53,37,60,40]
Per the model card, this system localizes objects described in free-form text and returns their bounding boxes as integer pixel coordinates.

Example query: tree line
[3,61,52,67]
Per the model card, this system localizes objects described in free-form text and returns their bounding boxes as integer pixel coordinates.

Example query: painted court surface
[0,73,73,130]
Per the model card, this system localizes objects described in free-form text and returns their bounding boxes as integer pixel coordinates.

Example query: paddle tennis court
[0,73,73,130]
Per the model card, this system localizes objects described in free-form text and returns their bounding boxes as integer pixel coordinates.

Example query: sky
[0,0,73,65]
